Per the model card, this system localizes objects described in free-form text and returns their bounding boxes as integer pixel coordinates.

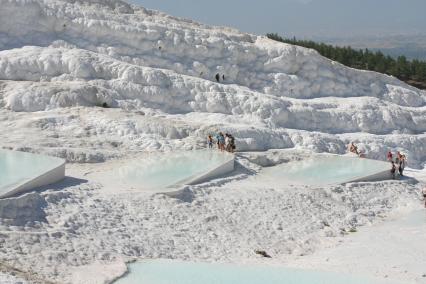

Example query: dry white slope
[0,0,425,167]
[0,1,425,284]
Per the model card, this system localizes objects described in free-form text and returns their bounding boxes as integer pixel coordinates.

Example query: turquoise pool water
[0,149,64,196]
[115,260,392,284]
[113,150,233,189]
[261,155,390,185]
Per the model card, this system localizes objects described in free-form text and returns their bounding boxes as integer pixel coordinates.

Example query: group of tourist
[348,142,408,179]
[387,153,426,209]
[208,132,236,153]
[387,150,407,179]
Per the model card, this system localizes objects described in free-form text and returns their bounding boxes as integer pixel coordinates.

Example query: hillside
[0,1,426,283]
[0,0,425,168]
[267,33,426,90]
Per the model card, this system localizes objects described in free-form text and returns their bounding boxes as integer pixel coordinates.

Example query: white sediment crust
[0,0,425,168]
[0,0,425,283]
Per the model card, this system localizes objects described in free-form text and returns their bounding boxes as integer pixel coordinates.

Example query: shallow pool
[110,150,233,190]
[115,260,392,284]
[0,149,65,197]
[261,155,390,185]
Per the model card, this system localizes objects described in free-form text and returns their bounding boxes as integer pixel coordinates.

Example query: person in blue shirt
[216,132,225,151]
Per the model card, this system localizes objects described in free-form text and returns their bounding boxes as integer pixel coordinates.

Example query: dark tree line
[267,33,426,89]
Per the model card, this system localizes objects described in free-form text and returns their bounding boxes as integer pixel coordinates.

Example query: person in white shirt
[224,134,230,152]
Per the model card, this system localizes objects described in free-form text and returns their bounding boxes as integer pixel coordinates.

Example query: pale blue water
[114,150,233,189]
[261,155,390,185]
[115,260,393,284]
[0,150,64,196]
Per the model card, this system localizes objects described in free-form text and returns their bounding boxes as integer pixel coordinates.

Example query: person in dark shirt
[390,161,396,179]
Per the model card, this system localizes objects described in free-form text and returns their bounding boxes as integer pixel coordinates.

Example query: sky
[130,0,426,39]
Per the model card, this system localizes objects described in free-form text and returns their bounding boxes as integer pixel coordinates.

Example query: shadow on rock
[0,192,48,226]
[33,176,88,193]
[0,177,87,226]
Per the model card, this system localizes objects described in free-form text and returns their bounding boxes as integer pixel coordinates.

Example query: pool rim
[0,149,66,199]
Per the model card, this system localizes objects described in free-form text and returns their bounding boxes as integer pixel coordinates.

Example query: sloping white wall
[0,159,65,199]
[164,153,235,196]
[348,167,393,183]
[346,159,393,183]
[185,156,235,185]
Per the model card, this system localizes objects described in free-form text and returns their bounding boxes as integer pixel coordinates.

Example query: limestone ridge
[0,0,425,167]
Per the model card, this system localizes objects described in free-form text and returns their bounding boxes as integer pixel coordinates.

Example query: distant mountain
[370,47,426,61]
